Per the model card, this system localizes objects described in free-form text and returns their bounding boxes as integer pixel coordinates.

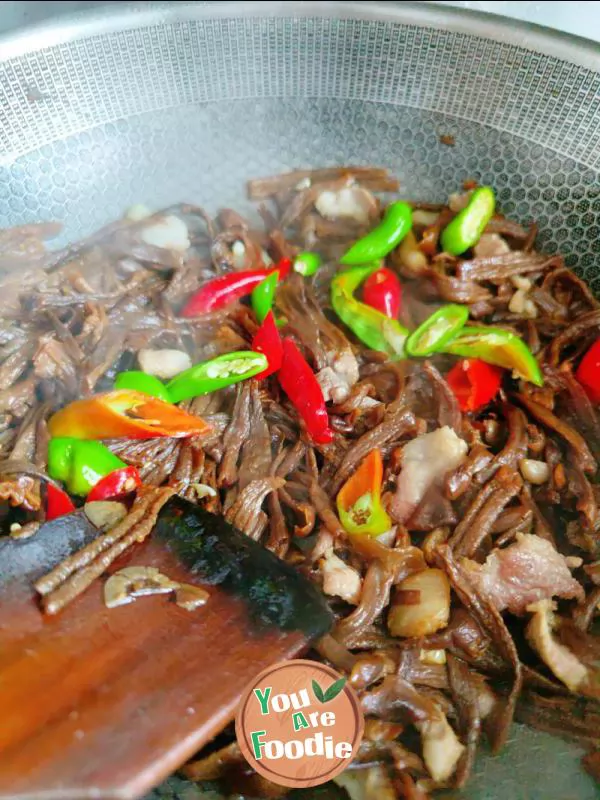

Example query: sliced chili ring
[405,304,469,357]
[167,351,268,403]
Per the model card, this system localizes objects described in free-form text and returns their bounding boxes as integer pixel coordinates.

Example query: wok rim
[0,0,599,70]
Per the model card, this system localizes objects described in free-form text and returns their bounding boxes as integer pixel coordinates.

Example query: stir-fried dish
[1,166,599,797]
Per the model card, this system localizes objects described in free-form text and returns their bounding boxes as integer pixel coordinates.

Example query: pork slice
[463,533,584,615]
[391,426,468,523]
[473,233,510,259]
[321,550,362,605]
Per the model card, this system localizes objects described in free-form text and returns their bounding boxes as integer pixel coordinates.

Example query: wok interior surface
[1,4,600,799]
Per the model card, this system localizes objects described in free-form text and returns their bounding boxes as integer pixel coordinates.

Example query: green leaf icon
[312,679,326,703]
[323,677,347,702]
[312,676,347,703]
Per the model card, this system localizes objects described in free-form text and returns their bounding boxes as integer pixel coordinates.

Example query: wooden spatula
[0,499,333,800]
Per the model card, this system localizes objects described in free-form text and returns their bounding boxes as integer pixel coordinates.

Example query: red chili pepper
[446,358,503,412]
[181,258,292,317]
[46,483,76,521]
[576,339,600,403]
[273,258,292,278]
[87,465,142,502]
[278,338,334,444]
[252,311,284,379]
[362,267,402,319]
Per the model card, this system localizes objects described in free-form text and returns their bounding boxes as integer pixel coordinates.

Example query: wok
[0,3,598,799]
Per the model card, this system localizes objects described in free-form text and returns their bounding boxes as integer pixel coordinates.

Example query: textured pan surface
[0,3,599,798]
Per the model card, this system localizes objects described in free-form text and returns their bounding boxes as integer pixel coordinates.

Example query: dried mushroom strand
[37,487,174,615]
[35,487,169,595]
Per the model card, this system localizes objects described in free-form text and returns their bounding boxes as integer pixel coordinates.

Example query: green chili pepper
[251,272,279,323]
[167,350,268,403]
[441,186,496,256]
[294,252,322,277]
[340,202,413,265]
[48,437,127,496]
[47,437,78,483]
[331,264,409,357]
[405,304,469,357]
[443,325,543,386]
[114,370,172,402]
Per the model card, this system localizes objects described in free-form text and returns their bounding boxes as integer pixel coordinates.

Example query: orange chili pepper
[336,448,392,536]
[48,390,209,440]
